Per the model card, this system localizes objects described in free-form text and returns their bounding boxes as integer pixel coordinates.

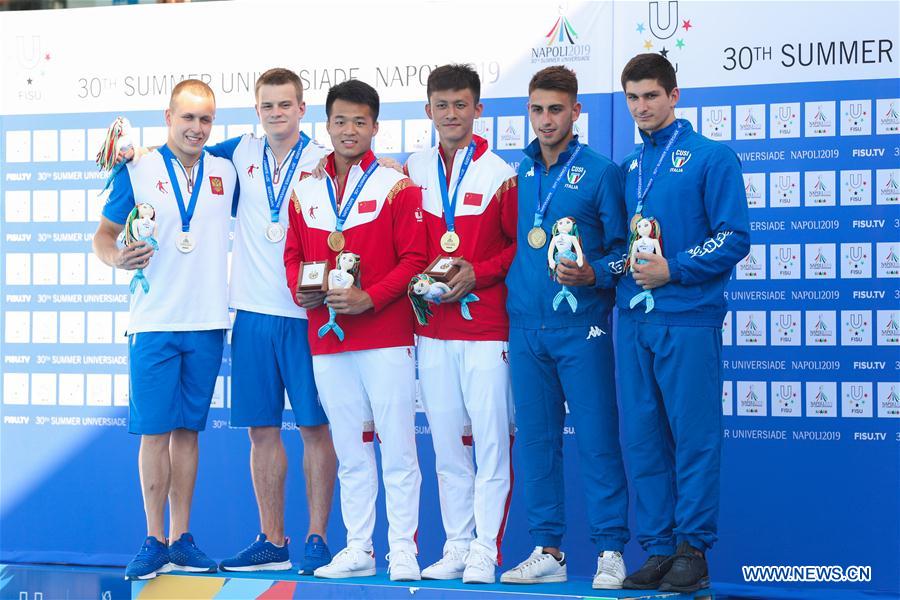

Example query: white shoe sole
[500,574,567,584]
[592,581,624,589]
[126,561,174,580]
[421,571,464,580]
[314,566,377,578]
[221,561,293,572]
[169,564,216,573]
[463,575,496,584]
[390,571,421,582]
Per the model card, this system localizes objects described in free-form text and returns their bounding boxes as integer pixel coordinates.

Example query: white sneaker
[387,549,421,581]
[462,549,496,584]
[500,547,567,584]
[592,550,626,589]
[421,547,467,580]
[313,547,376,579]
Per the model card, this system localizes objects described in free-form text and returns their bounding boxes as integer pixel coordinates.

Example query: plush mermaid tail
[458,293,480,320]
[629,289,655,313]
[129,269,150,294]
[100,162,127,194]
[552,285,577,313]
[317,306,345,341]
[146,237,159,251]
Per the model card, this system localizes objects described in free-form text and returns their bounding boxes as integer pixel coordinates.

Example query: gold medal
[327,230,345,252]
[527,227,547,249]
[440,230,460,253]
[630,213,643,233]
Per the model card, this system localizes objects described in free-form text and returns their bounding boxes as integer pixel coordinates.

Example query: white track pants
[312,346,421,554]
[417,337,514,564]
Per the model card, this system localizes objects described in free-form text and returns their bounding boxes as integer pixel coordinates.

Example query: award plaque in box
[424,255,459,283]
[298,261,329,292]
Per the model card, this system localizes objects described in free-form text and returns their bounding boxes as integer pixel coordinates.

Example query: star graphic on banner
[682,19,693,31]
[44,53,51,60]
[26,77,32,85]
[660,47,669,58]
[636,22,645,33]
[676,38,685,49]
[643,39,653,50]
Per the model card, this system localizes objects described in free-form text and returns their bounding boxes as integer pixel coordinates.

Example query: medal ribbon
[436,140,476,234]
[263,134,307,224]
[325,160,379,233]
[532,143,583,229]
[635,122,683,215]
[160,145,204,233]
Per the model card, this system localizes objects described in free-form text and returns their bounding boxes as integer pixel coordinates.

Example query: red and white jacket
[405,135,517,341]
[284,151,426,355]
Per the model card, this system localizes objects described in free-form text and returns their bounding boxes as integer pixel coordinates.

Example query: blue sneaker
[300,534,332,575]
[220,534,292,572]
[125,536,172,580]
[168,532,217,573]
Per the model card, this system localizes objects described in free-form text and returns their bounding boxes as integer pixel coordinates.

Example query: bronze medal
[440,231,460,253]
[527,227,547,249]
[327,231,345,252]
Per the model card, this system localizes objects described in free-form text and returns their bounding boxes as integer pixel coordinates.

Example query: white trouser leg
[357,346,421,554]
[417,337,475,554]
[462,340,514,564]
[312,352,377,552]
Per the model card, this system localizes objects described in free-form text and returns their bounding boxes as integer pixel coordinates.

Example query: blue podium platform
[0,563,714,600]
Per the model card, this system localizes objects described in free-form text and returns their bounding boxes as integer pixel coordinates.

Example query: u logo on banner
[777,384,794,402]
[776,175,792,191]
[848,246,865,263]
[648,0,679,40]
[848,173,864,190]
[17,35,41,69]
[849,314,865,330]
[778,247,793,263]
[778,314,793,330]
[777,106,793,121]
[849,103,864,119]
[848,385,865,401]
[709,109,725,125]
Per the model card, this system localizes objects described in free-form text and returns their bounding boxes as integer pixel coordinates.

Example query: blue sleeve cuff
[667,257,683,283]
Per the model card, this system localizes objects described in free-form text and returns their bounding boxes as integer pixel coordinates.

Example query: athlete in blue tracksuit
[617,54,750,593]
[501,66,630,590]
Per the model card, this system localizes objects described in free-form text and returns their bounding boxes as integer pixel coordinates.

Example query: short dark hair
[255,68,304,103]
[427,64,481,103]
[620,53,678,94]
[528,66,578,99]
[325,80,379,121]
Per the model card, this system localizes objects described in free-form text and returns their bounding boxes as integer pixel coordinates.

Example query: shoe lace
[469,551,493,569]
[517,551,552,572]
[333,547,362,564]
[440,548,467,565]
[598,551,622,572]
[386,549,416,564]
[663,550,699,572]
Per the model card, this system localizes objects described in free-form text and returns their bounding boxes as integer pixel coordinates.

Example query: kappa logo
[525,165,535,177]
[567,166,586,185]
[586,325,606,339]
[671,149,691,168]
[629,159,638,172]
[156,180,168,194]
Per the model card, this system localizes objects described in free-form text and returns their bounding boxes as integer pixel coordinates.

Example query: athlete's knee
[141,432,171,450]
[299,423,332,447]
[248,425,282,448]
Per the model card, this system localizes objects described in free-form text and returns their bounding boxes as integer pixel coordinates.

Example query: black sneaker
[658,541,710,592]
[623,554,671,590]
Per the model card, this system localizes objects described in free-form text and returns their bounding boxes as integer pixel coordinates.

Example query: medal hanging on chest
[262,136,306,243]
[529,144,583,249]
[436,141,475,254]
[325,160,379,254]
[160,145,204,254]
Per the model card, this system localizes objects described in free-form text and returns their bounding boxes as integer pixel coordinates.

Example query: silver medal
[265,222,286,243]
[176,231,196,253]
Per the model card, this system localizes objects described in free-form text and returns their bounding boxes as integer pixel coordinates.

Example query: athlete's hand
[556,257,595,286]
[377,157,404,174]
[441,258,476,302]
[632,252,670,289]
[326,287,374,314]
[116,241,155,270]
[297,291,326,309]
[114,147,135,166]
[312,157,328,180]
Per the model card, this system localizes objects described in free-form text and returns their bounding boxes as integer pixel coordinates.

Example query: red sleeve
[283,193,305,305]
[472,176,518,289]
[366,180,427,312]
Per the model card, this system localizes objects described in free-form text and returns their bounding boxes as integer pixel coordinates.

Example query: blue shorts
[230,310,327,428]
[128,330,225,435]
